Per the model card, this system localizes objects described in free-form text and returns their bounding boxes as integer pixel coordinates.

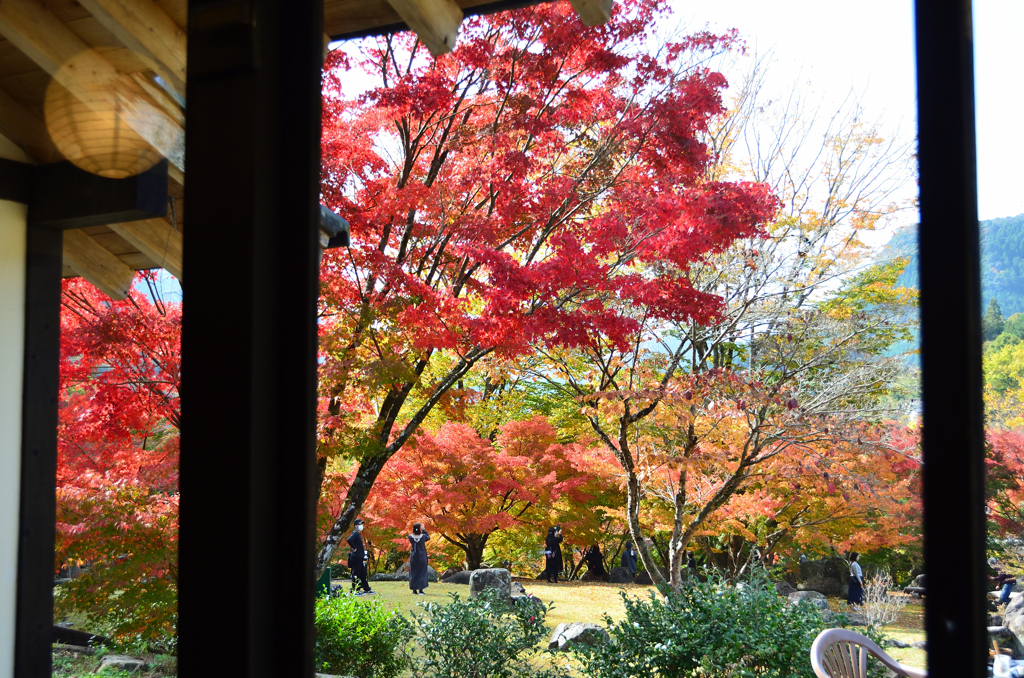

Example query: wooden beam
[0,0,186,173]
[76,0,187,98]
[63,229,136,300]
[30,160,168,230]
[0,85,58,163]
[384,0,462,56]
[129,73,185,126]
[569,0,613,26]
[109,218,183,281]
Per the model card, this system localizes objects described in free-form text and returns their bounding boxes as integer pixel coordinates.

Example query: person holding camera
[347,518,373,595]
[542,525,564,583]
[408,522,430,595]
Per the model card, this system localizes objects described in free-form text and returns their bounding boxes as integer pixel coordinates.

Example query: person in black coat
[621,542,638,578]
[543,526,564,583]
[408,522,430,595]
[585,544,606,577]
[347,519,373,594]
[687,551,698,578]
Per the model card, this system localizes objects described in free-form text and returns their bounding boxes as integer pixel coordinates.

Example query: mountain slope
[883,213,1024,316]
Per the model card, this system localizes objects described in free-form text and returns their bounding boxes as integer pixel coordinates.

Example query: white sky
[679,0,1024,224]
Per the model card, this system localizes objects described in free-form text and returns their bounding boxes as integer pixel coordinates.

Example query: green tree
[1004,312,1024,341]
[984,339,1024,428]
[985,298,1006,341]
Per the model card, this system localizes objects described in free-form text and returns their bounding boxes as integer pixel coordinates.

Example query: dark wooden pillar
[916,2,987,677]
[15,226,62,677]
[179,1,323,676]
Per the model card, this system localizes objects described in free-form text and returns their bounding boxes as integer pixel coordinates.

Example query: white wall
[0,135,30,678]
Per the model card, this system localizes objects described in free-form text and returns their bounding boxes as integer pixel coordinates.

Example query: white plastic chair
[811,628,927,678]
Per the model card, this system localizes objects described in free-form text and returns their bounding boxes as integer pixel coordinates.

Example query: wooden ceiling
[0,0,602,299]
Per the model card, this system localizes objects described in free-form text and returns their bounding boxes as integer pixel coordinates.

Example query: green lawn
[346,578,654,630]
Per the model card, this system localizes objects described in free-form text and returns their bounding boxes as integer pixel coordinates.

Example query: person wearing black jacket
[585,544,606,577]
[621,542,638,578]
[542,526,563,583]
[347,519,373,595]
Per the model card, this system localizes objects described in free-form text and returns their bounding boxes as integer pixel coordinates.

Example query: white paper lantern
[44,55,163,179]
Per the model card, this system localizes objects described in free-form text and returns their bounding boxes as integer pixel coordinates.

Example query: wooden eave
[0,0,587,299]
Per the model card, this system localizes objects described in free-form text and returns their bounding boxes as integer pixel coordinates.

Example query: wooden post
[178,1,323,675]
[14,224,62,678]
[916,2,987,677]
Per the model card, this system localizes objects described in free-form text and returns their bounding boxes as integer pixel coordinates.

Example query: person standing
[686,551,698,580]
[347,518,373,595]
[543,526,564,583]
[585,544,606,578]
[847,552,864,607]
[990,557,1017,607]
[408,522,431,595]
[621,542,638,578]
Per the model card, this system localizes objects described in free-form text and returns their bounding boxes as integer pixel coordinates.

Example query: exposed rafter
[384,0,463,56]
[0,86,57,164]
[0,0,186,173]
[63,229,137,300]
[76,0,187,99]
[109,218,183,281]
[569,0,613,26]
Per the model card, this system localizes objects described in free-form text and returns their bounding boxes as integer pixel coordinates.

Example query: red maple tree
[55,274,180,644]
[314,0,777,576]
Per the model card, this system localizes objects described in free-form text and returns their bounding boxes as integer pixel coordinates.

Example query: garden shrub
[314,593,413,678]
[574,574,879,678]
[408,590,561,678]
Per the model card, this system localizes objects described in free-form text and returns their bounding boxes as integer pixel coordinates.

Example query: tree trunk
[667,467,688,589]
[314,455,389,580]
[624,472,669,590]
[462,533,490,570]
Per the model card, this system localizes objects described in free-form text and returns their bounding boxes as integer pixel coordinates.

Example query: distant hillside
[883,213,1024,316]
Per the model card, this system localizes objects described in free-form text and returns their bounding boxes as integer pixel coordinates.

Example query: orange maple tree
[359,416,619,569]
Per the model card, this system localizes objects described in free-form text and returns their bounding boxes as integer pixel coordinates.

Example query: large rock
[609,567,633,584]
[469,568,511,601]
[787,590,830,611]
[98,655,146,673]
[798,557,848,596]
[799,576,844,596]
[1002,592,1024,657]
[548,623,610,651]
[774,580,797,596]
[370,573,408,582]
[443,570,474,585]
[441,567,464,580]
[369,567,439,583]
